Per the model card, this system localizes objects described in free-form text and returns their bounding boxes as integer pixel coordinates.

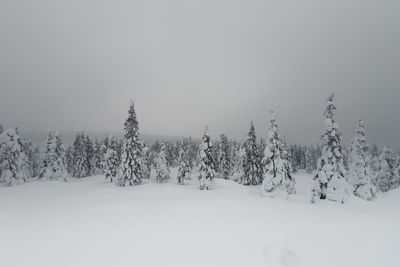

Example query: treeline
[1,95,400,203]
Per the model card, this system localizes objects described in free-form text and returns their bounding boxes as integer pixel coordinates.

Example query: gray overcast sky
[0,0,399,148]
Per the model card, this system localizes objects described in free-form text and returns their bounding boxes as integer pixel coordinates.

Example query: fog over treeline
[1,0,399,148]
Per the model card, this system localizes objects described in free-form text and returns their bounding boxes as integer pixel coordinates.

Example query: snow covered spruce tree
[72,133,88,178]
[39,132,68,181]
[376,146,396,192]
[197,126,216,190]
[218,133,231,179]
[93,139,103,175]
[141,145,151,179]
[232,143,246,183]
[103,136,119,183]
[305,149,314,173]
[0,128,29,186]
[261,111,295,197]
[117,102,143,186]
[85,135,95,176]
[242,121,262,185]
[348,118,376,200]
[154,143,170,183]
[312,94,349,203]
[177,141,191,184]
[0,124,3,135]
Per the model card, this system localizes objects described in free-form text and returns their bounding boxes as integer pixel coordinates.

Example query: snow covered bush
[311,94,350,203]
[177,142,191,184]
[154,143,170,183]
[242,122,262,185]
[348,119,376,200]
[103,136,119,183]
[0,128,29,186]
[261,111,295,198]
[218,133,231,179]
[117,102,143,186]
[197,126,216,190]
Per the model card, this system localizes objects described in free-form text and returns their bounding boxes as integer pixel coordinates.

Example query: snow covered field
[1,170,399,267]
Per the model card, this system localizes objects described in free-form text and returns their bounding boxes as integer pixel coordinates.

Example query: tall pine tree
[312,94,349,203]
[198,126,216,190]
[177,141,191,184]
[348,118,376,200]
[0,128,29,186]
[155,143,170,183]
[243,121,262,185]
[261,111,295,197]
[104,136,119,183]
[117,102,143,186]
[376,146,396,192]
[218,133,231,179]
[72,133,88,178]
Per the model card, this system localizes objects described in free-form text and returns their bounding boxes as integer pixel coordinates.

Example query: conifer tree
[177,141,191,184]
[54,133,68,181]
[39,132,54,178]
[0,124,3,135]
[65,146,74,175]
[348,119,376,200]
[141,145,151,179]
[104,136,119,183]
[312,94,349,203]
[198,126,216,190]
[218,133,231,179]
[305,150,314,173]
[72,133,88,178]
[155,143,170,183]
[117,102,143,186]
[242,121,262,185]
[376,146,396,192]
[85,135,95,176]
[92,139,103,175]
[39,132,68,181]
[21,138,40,178]
[0,128,29,186]
[232,143,247,183]
[261,111,295,197]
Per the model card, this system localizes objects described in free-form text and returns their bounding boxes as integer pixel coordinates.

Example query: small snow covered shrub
[261,111,295,198]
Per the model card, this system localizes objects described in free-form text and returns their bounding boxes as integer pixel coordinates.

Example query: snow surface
[0,170,399,267]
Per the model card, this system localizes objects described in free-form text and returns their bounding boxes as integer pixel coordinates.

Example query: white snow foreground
[0,170,399,267]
